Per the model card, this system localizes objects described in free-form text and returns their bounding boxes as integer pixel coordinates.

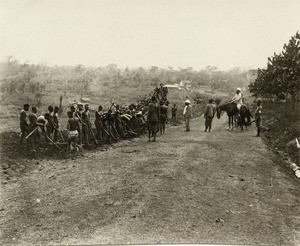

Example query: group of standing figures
[19,86,263,155]
[19,84,172,154]
[182,87,263,137]
[19,101,151,153]
[216,87,263,136]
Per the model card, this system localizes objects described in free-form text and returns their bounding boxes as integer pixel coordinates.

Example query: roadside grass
[262,101,300,165]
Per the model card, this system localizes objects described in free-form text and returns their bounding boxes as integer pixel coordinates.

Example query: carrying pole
[25,126,39,140]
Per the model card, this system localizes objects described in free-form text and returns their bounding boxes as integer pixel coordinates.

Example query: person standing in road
[27,106,38,149]
[254,100,262,137]
[82,103,91,145]
[75,103,84,145]
[66,110,80,155]
[147,102,159,142]
[53,106,60,142]
[20,104,30,145]
[171,103,177,125]
[46,105,55,140]
[183,99,192,131]
[159,101,168,134]
[204,99,216,132]
[95,105,104,141]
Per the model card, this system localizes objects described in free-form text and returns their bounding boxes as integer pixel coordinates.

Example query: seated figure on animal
[231,87,244,111]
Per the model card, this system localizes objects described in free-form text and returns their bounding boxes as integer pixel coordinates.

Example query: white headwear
[236,87,242,92]
[185,99,191,104]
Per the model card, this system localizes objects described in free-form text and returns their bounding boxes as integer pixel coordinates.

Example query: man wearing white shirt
[231,87,244,110]
[183,99,192,131]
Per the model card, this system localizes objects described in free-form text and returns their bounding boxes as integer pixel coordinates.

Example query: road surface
[0,114,299,245]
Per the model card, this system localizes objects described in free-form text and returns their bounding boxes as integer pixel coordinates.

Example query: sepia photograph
[0,0,299,245]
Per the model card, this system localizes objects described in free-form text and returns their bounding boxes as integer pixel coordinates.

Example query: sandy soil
[0,114,299,245]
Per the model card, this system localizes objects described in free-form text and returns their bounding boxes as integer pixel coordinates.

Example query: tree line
[0,57,256,107]
[249,32,300,101]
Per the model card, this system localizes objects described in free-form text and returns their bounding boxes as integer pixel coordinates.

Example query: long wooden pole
[25,126,39,140]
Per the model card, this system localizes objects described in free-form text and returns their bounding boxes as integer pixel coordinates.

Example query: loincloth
[68,130,78,139]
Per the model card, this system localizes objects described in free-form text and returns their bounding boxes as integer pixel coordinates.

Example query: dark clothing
[20,110,28,131]
[171,106,177,124]
[148,121,158,134]
[185,117,191,131]
[20,109,28,144]
[75,109,83,144]
[147,105,159,123]
[254,105,262,136]
[159,105,168,134]
[20,110,28,127]
[46,113,55,139]
[26,113,38,148]
[95,110,103,122]
[205,117,213,131]
[28,113,37,125]
[171,107,177,116]
[53,113,59,127]
[53,113,59,141]
[95,111,104,140]
[147,104,159,140]
[82,110,91,144]
[204,103,216,131]
[159,105,168,122]
[255,116,261,128]
[205,103,216,118]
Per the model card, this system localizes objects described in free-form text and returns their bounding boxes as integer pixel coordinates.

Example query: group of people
[20,104,61,149]
[19,86,263,154]
[146,96,171,142]
[231,87,262,136]
[19,101,151,152]
[153,83,169,102]
[182,87,262,136]
[182,98,216,132]
[19,83,172,152]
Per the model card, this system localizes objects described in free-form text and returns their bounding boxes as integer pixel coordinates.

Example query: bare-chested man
[20,104,30,145]
[82,104,91,145]
[95,105,104,141]
[53,106,60,142]
[27,106,38,149]
[67,111,80,153]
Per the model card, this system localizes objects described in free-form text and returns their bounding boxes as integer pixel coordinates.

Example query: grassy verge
[261,101,300,165]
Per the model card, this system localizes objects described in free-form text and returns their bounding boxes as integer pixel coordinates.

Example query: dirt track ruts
[0,114,299,245]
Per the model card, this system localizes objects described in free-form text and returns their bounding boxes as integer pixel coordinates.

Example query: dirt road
[0,114,299,245]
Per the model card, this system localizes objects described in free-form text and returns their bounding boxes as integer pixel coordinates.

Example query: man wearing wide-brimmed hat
[183,99,192,131]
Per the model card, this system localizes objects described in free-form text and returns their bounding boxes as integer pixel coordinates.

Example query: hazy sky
[0,0,299,70]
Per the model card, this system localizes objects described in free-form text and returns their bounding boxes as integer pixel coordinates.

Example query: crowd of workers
[19,83,174,154]
[19,85,262,155]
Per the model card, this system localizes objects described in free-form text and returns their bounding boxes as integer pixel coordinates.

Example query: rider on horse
[230,87,253,129]
[216,87,252,130]
[230,87,244,111]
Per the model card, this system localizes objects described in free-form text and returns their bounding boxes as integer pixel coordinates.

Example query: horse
[216,102,239,130]
[236,105,253,131]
